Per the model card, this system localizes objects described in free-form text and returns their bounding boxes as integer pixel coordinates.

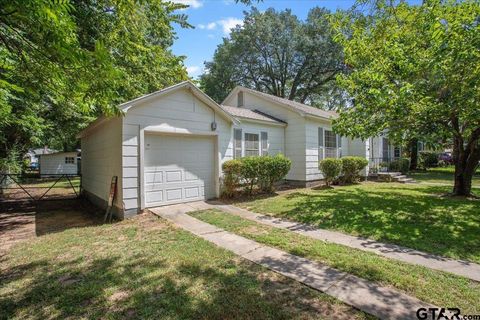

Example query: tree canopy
[0,0,189,164]
[331,0,480,195]
[199,7,345,106]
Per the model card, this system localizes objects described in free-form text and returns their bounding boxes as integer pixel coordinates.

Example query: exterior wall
[224,92,307,181]
[233,120,285,156]
[81,117,123,216]
[39,152,78,176]
[123,88,232,214]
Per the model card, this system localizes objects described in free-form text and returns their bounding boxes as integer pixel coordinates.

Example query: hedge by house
[419,151,439,169]
[388,158,410,174]
[221,155,291,197]
[319,158,343,186]
[340,157,369,184]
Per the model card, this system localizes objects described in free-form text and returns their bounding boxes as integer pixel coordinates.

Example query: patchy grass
[411,166,480,186]
[0,213,371,320]
[230,183,480,263]
[191,209,480,314]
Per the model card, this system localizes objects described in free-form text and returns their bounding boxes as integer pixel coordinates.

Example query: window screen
[318,127,324,161]
[244,133,259,157]
[238,91,244,107]
[325,130,338,158]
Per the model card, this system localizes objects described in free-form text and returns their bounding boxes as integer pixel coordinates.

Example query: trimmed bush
[319,158,342,186]
[221,159,243,198]
[240,156,262,194]
[341,156,368,184]
[388,158,410,174]
[258,154,292,192]
[419,151,438,169]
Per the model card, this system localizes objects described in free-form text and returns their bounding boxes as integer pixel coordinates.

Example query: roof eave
[236,116,287,127]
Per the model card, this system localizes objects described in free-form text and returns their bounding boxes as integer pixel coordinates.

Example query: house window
[238,91,244,107]
[394,146,401,159]
[244,133,259,157]
[65,157,75,164]
[325,130,338,158]
[261,132,268,156]
[234,128,242,159]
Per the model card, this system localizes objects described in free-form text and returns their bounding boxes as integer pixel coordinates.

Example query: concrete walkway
[151,203,441,320]
[200,201,480,282]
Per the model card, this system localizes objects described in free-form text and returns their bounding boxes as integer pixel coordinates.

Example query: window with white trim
[244,133,259,157]
[238,91,244,107]
[325,130,338,158]
[234,128,242,159]
[394,146,401,158]
[261,132,268,156]
[65,157,75,164]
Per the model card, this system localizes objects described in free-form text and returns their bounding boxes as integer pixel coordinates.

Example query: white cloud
[218,18,243,35]
[207,34,215,39]
[186,66,202,77]
[198,22,216,30]
[171,0,203,9]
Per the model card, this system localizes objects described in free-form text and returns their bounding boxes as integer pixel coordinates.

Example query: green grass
[0,214,370,320]
[231,183,480,263]
[191,209,480,314]
[411,166,480,186]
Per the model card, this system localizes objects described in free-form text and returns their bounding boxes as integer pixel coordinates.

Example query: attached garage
[144,134,216,207]
[78,81,237,219]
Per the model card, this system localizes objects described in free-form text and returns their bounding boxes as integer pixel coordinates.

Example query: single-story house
[24,147,57,168]
[77,81,371,219]
[39,151,79,177]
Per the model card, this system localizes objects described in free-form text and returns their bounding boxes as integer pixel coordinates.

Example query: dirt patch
[0,199,102,254]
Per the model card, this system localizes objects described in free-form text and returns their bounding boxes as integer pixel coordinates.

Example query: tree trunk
[409,138,418,170]
[452,136,479,196]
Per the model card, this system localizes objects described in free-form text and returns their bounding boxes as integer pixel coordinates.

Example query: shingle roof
[236,86,338,120]
[221,105,286,124]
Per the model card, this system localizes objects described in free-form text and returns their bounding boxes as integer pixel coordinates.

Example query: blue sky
[171,0,361,79]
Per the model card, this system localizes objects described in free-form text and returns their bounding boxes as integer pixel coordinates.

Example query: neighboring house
[39,151,79,176]
[25,147,57,168]
[77,81,368,219]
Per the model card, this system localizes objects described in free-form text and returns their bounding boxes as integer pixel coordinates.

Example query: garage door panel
[144,134,215,207]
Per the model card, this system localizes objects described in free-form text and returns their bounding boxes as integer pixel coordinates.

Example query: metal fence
[0,173,82,202]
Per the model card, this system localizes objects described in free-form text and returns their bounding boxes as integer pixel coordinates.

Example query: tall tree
[200,7,345,105]
[332,0,480,196]
[0,0,189,165]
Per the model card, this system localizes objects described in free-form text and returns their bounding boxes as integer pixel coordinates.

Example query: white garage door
[144,134,215,207]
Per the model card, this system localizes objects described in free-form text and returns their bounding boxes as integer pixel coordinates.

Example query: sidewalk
[201,201,480,282]
[151,203,439,320]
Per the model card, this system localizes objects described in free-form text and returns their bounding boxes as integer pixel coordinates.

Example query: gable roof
[223,86,338,120]
[221,105,287,125]
[78,81,237,139]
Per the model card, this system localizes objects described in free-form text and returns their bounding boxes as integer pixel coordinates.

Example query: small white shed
[39,151,79,176]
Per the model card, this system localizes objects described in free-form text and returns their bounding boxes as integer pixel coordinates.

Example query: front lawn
[0,213,369,320]
[411,166,480,186]
[232,183,480,263]
[191,209,480,314]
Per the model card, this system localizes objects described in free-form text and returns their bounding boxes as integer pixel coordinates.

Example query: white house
[78,81,369,219]
[39,151,79,176]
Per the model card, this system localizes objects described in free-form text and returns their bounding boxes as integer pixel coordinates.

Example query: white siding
[39,152,78,176]
[123,88,232,211]
[225,92,306,181]
[233,121,285,157]
[81,117,123,212]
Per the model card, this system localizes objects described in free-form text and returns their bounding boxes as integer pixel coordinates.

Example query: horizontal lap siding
[234,121,285,156]
[39,153,78,175]
[123,88,233,211]
[81,117,123,211]
[234,93,307,181]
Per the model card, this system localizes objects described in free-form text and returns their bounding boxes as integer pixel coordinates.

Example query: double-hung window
[234,129,242,159]
[244,133,259,157]
[325,130,338,158]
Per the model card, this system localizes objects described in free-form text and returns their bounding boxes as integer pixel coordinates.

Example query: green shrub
[240,156,262,194]
[341,156,368,184]
[221,159,243,198]
[419,151,438,169]
[388,158,410,174]
[319,158,342,186]
[258,154,291,192]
